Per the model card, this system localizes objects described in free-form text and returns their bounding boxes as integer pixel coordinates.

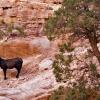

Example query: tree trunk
[88,33,100,64]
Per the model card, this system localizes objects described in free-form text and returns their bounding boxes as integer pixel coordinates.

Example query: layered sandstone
[0,0,62,36]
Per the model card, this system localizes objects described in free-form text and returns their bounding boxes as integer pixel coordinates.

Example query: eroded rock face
[0,0,62,36]
[0,39,39,58]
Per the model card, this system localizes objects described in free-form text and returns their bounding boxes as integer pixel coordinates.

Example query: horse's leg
[16,68,21,78]
[3,69,7,80]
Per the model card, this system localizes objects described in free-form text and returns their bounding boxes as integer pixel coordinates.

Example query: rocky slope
[0,0,99,100]
[0,36,100,100]
[0,36,59,100]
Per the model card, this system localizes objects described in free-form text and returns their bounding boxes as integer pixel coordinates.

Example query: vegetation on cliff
[45,0,100,99]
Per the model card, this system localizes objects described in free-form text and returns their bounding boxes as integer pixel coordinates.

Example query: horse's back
[5,57,23,69]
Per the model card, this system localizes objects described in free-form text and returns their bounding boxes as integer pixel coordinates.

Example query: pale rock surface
[0,70,57,100]
[39,58,53,70]
[30,36,51,49]
[0,96,11,100]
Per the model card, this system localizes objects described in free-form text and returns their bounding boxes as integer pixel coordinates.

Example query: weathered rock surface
[0,0,62,36]
[0,38,39,58]
[39,58,53,71]
[0,70,57,100]
[30,36,51,49]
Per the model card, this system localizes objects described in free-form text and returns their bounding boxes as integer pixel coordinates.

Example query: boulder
[39,58,53,70]
[30,37,51,49]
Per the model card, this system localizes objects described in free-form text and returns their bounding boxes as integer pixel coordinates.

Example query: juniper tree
[45,0,100,64]
[45,0,100,99]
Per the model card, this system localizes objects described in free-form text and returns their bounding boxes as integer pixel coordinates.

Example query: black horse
[0,57,23,80]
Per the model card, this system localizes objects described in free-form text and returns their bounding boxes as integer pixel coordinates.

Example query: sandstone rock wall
[0,0,62,36]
